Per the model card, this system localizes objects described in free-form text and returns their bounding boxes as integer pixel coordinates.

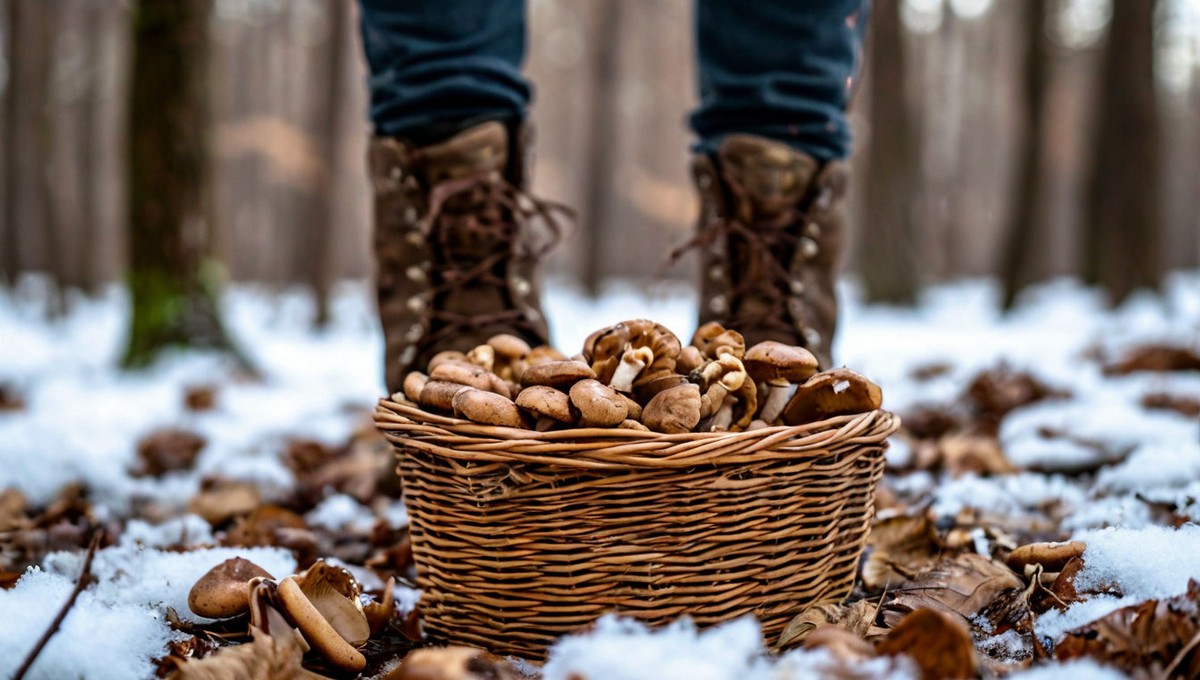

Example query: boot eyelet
[708,265,725,281]
[405,265,427,283]
[799,237,819,260]
[403,207,418,224]
[527,308,542,322]
[390,167,403,181]
[790,280,806,295]
[698,174,712,189]
[405,324,424,342]
[803,328,821,347]
[405,231,425,247]
[805,222,821,238]
[399,346,417,367]
[406,296,427,313]
[512,277,531,296]
[708,295,728,315]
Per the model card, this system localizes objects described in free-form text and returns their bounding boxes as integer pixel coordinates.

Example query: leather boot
[369,121,561,394]
[691,135,847,368]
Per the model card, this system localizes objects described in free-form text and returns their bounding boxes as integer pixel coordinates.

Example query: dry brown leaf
[0,489,29,532]
[966,365,1069,421]
[779,600,878,648]
[883,553,1028,634]
[1055,579,1200,678]
[937,433,1015,477]
[862,513,943,591]
[802,626,878,664]
[0,382,24,411]
[1104,344,1200,375]
[133,428,206,478]
[223,506,308,548]
[183,384,218,412]
[188,478,261,526]
[1141,391,1200,418]
[172,628,331,679]
[877,608,978,680]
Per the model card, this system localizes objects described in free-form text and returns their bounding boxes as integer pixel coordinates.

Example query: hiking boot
[691,135,847,368]
[369,121,564,394]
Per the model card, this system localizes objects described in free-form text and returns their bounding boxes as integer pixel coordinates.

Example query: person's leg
[359,0,530,143]
[689,0,868,369]
[360,1,557,394]
[690,0,867,160]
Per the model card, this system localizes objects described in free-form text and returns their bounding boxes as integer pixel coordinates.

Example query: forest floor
[1,273,1199,679]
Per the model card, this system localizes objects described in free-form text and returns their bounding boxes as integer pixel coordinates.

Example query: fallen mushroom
[743,341,818,423]
[276,575,367,673]
[515,385,576,431]
[1007,540,1086,573]
[395,645,520,680]
[781,368,883,426]
[569,379,629,428]
[452,388,527,428]
[188,557,275,619]
[363,576,396,637]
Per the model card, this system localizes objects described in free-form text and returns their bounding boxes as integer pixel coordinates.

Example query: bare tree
[123,0,249,369]
[860,0,919,304]
[1082,0,1162,303]
[1000,0,1052,310]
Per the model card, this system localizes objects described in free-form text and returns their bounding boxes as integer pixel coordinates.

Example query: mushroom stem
[609,346,654,393]
[758,381,796,424]
[709,395,736,431]
[534,415,559,432]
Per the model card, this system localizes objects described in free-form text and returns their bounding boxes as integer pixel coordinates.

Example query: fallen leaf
[188,478,261,526]
[0,382,24,411]
[1055,578,1200,678]
[966,365,1069,421]
[883,553,1028,634]
[184,384,218,411]
[877,608,978,680]
[133,428,206,477]
[1141,391,1200,418]
[223,506,308,547]
[937,433,1015,477]
[1104,344,1200,375]
[862,513,943,591]
[779,599,878,648]
[172,627,331,679]
[802,625,878,664]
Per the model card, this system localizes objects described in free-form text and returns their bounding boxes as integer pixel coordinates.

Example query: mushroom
[691,322,746,360]
[394,646,520,680]
[676,345,705,375]
[452,388,527,428]
[569,379,628,428]
[520,360,596,389]
[466,344,496,373]
[363,576,396,637]
[618,419,650,431]
[694,355,756,431]
[525,345,567,366]
[419,381,468,412]
[633,373,689,406]
[487,334,532,381]
[429,360,510,398]
[621,394,642,421]
[188,557,275,619]
[515,385,576,431]
[402,371,429,403]
[428,350,469,372]
[609,345,655,393]
[583,320,681,388]
[294,561,370,648]
[743,341,819,424]
[276,576,367,673]
[248,578,308,651]
[780,368,883,426]
[642,383,702,434]
[1007,541,1086,573]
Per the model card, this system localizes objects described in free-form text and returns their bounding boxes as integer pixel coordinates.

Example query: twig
[1160,627,1200,680]
[13,532,101,680]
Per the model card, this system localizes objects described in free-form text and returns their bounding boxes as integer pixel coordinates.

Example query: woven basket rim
[375,397,901,470]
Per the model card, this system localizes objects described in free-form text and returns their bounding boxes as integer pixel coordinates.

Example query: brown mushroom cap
[452,387,527,428]
[402,372,429,403]
[515,385,575,424]
[691,322,746,360]
[487,334,532,361]
[780,368,883,426]
[520,360,597,388]
[395,646,520,680]
[584,320,681,385]
[642,383,703,434]
[419,380,468,411]
[1007,541,1086,573]
[633,373,689,405]
[743,341,819,384]
[676,345,705,375]
[569,379,629,427]
[427,351,469,372]
[429,360,510,398]
[188,557,274,619]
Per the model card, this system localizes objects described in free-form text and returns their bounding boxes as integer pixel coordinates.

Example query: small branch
[13,532,101,680]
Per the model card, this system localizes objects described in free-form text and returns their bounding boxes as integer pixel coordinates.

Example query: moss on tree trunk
[123,0,250,370]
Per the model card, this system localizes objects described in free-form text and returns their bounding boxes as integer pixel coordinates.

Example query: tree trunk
[860,0,919,304]
[1000,0,1051,310]
[1081,0,1162,303]
[123,0,249,370]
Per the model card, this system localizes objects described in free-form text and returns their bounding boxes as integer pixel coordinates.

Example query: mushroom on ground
[520,360,596,389]
[569,379,628,427]
[781,368,882,426]
[188,557,275,619]
[642,383,702,434]
[276,576,367,672]
[515,385,576,431]
[395,646,520,680]
[743,341,819,424]
[364,576,396,637]
[452,388,527,428]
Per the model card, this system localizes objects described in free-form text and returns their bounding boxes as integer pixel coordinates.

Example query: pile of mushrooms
[394,321,883,435]
[187,557,396,674]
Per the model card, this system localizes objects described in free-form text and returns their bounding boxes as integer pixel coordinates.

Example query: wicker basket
[375,398,899,660]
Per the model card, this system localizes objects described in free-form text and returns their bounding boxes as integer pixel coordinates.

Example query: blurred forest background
[2,0,1200,322]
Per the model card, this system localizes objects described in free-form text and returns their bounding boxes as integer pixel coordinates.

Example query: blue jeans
[359,0,867,161]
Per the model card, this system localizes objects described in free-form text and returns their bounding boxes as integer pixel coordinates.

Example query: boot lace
[672,167,824,338]
[415,172,571,353]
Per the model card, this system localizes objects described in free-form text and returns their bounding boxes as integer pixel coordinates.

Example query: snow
[1008,658,1129,680]
[1,272,1199,678]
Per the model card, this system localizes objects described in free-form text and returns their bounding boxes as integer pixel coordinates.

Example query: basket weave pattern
[376,399,899,660]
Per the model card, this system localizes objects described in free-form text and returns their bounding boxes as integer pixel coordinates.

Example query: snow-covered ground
[1,272,1198,679]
